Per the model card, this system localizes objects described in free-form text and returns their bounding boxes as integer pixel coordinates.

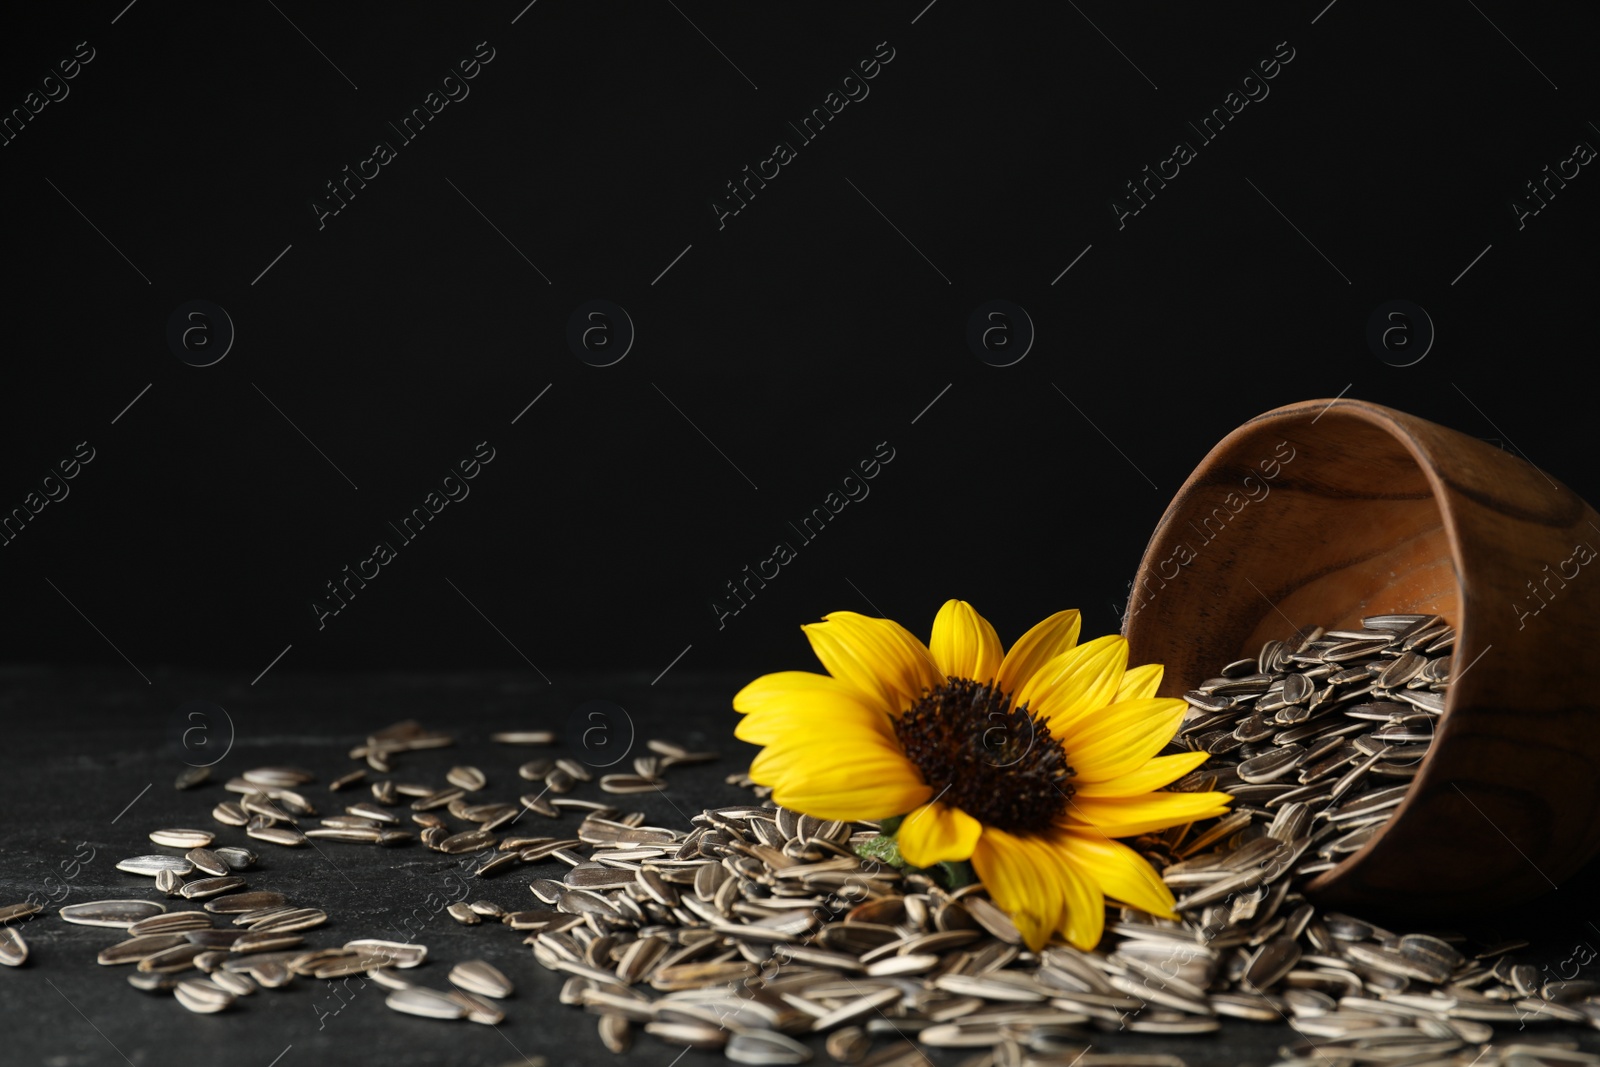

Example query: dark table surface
[3,665,1598,1067]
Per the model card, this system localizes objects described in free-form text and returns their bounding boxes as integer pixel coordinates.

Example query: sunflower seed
[117,855,194,877]
[727,1030,812,1064]
[387,986,467,1019]
[212,802,248,826]
[366,966,409,991]
[644,1020,728,1048]
[174,978,234,1013]
[185,929,248,948]
[411,787,465,811]
[597,1012,632,1052]
[179,876,247,899]
[59,899,167,928]
[204,891,286,914]
[493,730,556,745]
[965,898,1023,945]
[439,829,497,854]
[565,864,638,889]
[343,801,398,824]
[448,765,488,791]
[305,827,385,843]
[447,987,506,1024]
[313,953,385,979]
[1243,935,1302,990]
[247,825,307,847]
[329,768,366,790]
[232,930,305,954]
[137,943,209,973]
[97,933,188,965]
[251,908,328,933]
[174,766,210,790]
[450,959,514,998]
[514,761,552,783]
[823,1027,872,1063]
[1237,745,1306,783]
[520,793,560,818]
[179,847,227,877]
[208,969,256,996]
[128,911,212,936]
[241,794,299,822]
[0,900,45,925]
[235,907,297,927]
[345,940,428,968]
[599,774,666,794]
[243,766,315,788]
[0,928,27,967]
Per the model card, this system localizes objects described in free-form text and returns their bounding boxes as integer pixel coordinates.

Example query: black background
[4,1,1595,684]
[3,5,1600,1064]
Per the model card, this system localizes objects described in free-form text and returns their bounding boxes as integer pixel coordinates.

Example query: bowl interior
[1126,411,1461,693]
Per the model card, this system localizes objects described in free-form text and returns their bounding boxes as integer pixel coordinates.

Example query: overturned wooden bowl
[1123,398,1600,916]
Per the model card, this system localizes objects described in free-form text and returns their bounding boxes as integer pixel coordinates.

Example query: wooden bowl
[1123,398,1600,916]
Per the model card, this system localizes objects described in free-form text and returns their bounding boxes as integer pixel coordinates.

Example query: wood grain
[1123,399,1600,916]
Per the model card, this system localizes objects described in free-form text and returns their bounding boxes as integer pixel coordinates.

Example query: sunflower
[734,600,1232,951]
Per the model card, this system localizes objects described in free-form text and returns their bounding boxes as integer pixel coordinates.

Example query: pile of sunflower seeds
[11,686,1599,1066]
[1167,613,1454,877]
[496,793,1600,1067]
[11,721,713,1025]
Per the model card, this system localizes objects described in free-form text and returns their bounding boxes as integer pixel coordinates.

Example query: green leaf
[876,814,905,836]
[933,860,975,889]
[853,834,906,868]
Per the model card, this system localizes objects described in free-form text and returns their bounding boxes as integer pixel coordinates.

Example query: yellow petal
[929,601,1003,684]
[1055,830,1177,919]
[770,783,932,822]
[1114,663,1164,702]
[1073,751,1210,797]
[747,732,905,783]
[897,801,982,866]
[972,828,1061,952]
[1039,838,1105,950]
[734,670,890,718]
[1061,791,1233,838]
[1053,697,1188,783]
[764,749,931,820]
[732,697,896,748]
[1017,635,1128,728]
[995,610,1082,697]
[803,612,942,714]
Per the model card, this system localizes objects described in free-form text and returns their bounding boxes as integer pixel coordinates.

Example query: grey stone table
[1,665,1596,1066]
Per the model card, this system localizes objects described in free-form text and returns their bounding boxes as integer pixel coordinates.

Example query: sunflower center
[891,677,1074,835]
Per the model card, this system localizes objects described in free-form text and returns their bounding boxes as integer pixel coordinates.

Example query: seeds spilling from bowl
[1166,612,1452,880]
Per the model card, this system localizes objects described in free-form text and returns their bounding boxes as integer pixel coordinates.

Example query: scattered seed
[116,855,195,877]
[175,978,235,1013]
[185,847,230,877]
[175,767,210,790]
[386,986,467,1020]
[0,928,27,966]
[59,900,167,929]
[449,959,513,998]
[492,731,556,745]
[448,766,488,791]
[149,828,215,849]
